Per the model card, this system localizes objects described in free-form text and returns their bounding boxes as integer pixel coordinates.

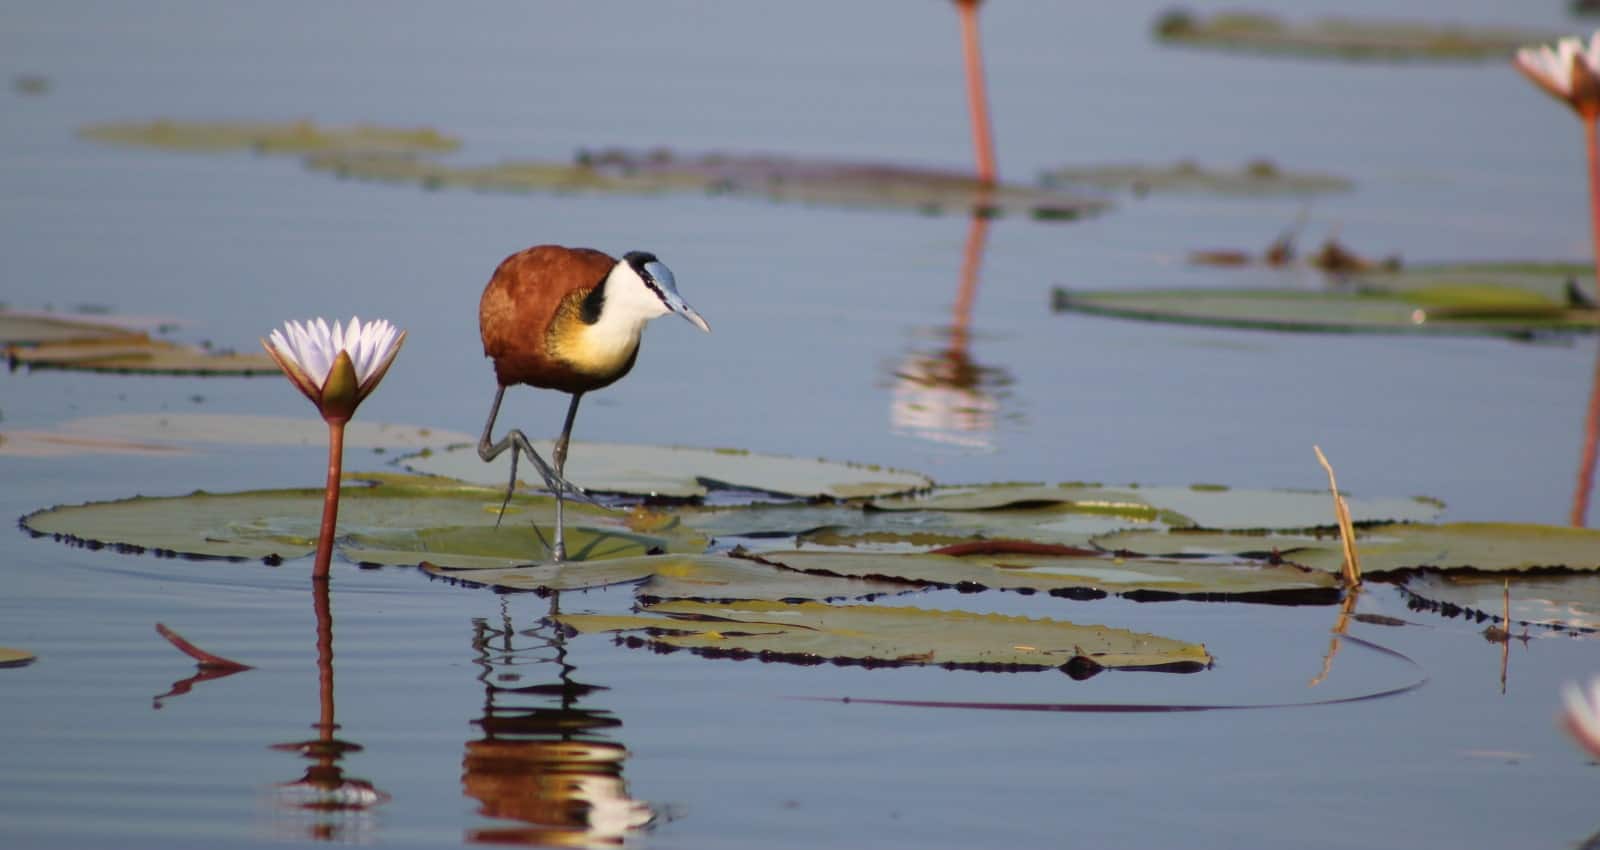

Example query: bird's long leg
[550,392,584,562]
[477,386,599,534]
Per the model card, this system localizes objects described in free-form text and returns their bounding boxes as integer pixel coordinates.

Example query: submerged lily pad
[21,475,705,567]
[50,413,473,450]
[1052,263,1600,338]
[746,548,1337,603]
[1096,523,1600,577]
[304,149,1109,221]
[555,599,1213,673]
[79,119,459,155]
[426,552,910,602]
[0,647,37,668]
[1041,159,1351,197]
[1154,9,1556,63]
[406,441,932,501]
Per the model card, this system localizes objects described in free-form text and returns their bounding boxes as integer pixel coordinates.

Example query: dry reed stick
[1313,445,1362,587]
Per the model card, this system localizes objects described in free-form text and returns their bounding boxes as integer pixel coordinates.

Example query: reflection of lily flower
[891,352,1000,451]
[263,317,405,424]
[262,317,406,581]
[1515,33,1600,117]
[1561,676,1600,760]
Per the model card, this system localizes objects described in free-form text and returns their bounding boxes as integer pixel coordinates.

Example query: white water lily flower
[1515,31,1600,117]
[1561,676,1600,761]
[263,317,406,423]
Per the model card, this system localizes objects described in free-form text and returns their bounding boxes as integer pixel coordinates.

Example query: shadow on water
[463,592,654,847]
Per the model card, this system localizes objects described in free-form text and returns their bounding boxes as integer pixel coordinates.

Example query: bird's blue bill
[644,260,711,333]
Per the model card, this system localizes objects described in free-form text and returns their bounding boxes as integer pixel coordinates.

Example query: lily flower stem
[1587,115,1600,301]
[313,420,346,582]
[956,0,996,185]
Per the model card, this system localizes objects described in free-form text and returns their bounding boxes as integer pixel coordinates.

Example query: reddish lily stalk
[954,0,996,185]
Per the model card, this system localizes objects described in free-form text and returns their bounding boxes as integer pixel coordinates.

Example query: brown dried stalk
[1313,445,1362,587]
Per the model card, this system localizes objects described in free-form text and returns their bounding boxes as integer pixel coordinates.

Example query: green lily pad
[1153,9,1557,63]
[425,552,911,602]
[1396,572,1600,634]
[50,413,474,450]
[0,647,37,668]
[79,119,459,155]
[20,474,705,567]
[1096,523,1600,577]
[869,483,1440,530]
[8,337,279,375]
[304,149,1109,221]
[1041,159,1352,197]
[555,599,1213,673]
[746,548,1337,602]
[1051,273,1599,338]
[0,310,158,346]
[406,441,932,501]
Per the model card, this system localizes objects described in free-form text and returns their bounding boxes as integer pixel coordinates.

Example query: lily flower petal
[1561,677,1600,761]
[262,316,407,423]
[1516,30,1600,117]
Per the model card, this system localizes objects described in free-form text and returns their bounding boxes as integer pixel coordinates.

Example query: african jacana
[478,245,709,561]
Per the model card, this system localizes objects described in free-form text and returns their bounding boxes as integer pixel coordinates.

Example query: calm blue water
[4,2,1600,848]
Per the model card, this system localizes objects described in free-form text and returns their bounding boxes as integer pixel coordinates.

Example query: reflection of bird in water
[477,246,710,562]
[891,212,1013,449]
[269,580,389,842]
[462,595,654,847]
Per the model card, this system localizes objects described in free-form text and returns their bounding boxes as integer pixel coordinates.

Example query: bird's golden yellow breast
[545,291,643,387]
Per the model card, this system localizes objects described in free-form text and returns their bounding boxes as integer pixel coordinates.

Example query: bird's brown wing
[479,245,615,389]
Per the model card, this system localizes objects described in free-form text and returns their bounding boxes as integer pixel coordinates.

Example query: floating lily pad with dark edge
[554,599,1214,674]
[79,119,460,155]
[740,547,1339,604]
[1052,263,1600,337]
[1095,523,1600,578]
[303,148,1110,221]
[424,552,912,602]
[1395,572,1600,635]
[1153,9,1557,63]
[0,647,37,668]
[406,442,933,501]
[1041,159,1352,197]
[4,309,278,376]
[20,474,706,568]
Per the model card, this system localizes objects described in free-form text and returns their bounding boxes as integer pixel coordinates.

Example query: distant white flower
[1561,676,1600,761]
[1515,32,1600,117]
[262,317,406,423]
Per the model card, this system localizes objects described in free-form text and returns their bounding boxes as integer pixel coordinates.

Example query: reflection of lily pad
[305,149,1109,221]
[0,647,37,668]
[1042,159,1351,197]
[49,413,473,451]
[1154,9,1556,63]
[1097,523,1600,577]
[21,475,705,567]
[748,548,1338,603]
[1396,573,1600,634]
[555,600,1213,673]
[1052,266,1599,338]
[426,552,910,602]
[79,119,459,155]
[407,442,932,501]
